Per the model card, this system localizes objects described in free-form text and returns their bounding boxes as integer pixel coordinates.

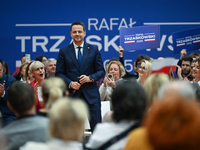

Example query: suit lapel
[68,43,80,70]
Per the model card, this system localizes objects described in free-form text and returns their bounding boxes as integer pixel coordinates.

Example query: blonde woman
[20,97,89,150]
[137,60,152,85]
[143,73,169,107]
[29,61,45,110]
[37,77,68,117]
[99,60,126,101]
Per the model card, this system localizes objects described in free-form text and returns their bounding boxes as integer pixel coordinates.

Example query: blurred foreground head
[48,97,89,142]
[145,96,200,150]
[158,80,196,100]
[112,80,147,122]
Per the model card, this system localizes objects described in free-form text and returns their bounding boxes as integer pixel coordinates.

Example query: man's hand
[79,75,90,85]
[118,46,124,58]
[0,83,5,97]
[180,49,187,60]
[70,81,81,90]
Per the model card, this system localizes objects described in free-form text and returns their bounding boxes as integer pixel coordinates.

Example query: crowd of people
[0,21,200,150]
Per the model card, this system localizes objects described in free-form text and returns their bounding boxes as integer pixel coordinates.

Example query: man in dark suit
[0,59,16,126]
[56,21,105,131]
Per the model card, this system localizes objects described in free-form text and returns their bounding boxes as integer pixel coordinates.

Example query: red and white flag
[151,58,178,74]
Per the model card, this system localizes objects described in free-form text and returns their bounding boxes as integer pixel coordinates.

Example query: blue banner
[120,25,160,51]
[1,0,200,75]
[173,27,200,53]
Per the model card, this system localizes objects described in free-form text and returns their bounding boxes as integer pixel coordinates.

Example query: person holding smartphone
[99,60,126,101]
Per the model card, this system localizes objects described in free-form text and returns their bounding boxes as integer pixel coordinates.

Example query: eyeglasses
[34,67,44,72]
[137,65,147,71]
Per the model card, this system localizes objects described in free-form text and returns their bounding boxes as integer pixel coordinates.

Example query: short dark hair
[112,80,147,122]
[21,54,25,62]
[189,52,200,59]
[35,55,47,62]
[182,56,193,64]
[7,81,35,114]
[3,61,10,76]
[70,21,85,31]
[135,55,150,67]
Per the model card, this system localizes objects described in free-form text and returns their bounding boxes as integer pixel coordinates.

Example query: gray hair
[45,58,57,67]
[158,81,196,100]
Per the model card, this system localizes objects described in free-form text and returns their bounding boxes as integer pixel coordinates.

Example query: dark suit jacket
[0,74,16,125]
[56,42,105,104]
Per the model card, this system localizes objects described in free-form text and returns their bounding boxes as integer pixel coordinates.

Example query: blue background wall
[1,0,200,74]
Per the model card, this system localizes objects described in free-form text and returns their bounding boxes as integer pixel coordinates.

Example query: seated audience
[124,96,200,150]
[45,58,56,78]
[29,61,45,109]
[192,57,200,85]
[0,59,16,126]
[85,80,147,150]
[118,46,150,79]
[2,61,10,76]
[176,49,194,81]
[0,81,48,150]
[25,62,34,83]
[99,60,125,101]
[37,77,68,117]
[12,55,26,80]
[143,73,169,107]
[20,97,88,150]
[19,62,29,83]
[137,60,152,85]
[191,82,200,103]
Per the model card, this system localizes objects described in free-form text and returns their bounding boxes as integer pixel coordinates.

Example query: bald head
[158,81,196,100]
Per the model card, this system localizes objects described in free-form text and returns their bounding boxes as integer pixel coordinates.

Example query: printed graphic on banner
[173,27,200,54]
[120,25,160,51]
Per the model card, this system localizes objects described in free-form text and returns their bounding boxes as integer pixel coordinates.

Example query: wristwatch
[89,75,94,83]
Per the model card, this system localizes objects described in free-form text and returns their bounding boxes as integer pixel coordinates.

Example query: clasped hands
[0,83,5,97]
[70,75,90,90]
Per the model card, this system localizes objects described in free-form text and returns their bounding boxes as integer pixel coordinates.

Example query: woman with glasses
[137,60,152,85]
[28,61,45,110]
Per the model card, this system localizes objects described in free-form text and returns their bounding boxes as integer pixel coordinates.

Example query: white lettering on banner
[49,36,65,52]
[110,18,119,30]
[88,18,98,30]
[16,36,65,52]
[86,35,102,50]
[118,18,128,30]
[124,59,133,72]
[146,35,167,51]
[15,36,31,52]
[104,35,120,51]
[88,18,136,31]
[16,35,173,53]
[32,36,48,52]
[168,35,173,51]
[99,18,109,30]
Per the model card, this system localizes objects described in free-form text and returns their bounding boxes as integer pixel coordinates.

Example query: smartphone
[107,74,113,80]
[25,54,31,62]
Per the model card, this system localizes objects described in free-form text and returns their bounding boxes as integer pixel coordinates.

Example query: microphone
[73,77,82,94]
